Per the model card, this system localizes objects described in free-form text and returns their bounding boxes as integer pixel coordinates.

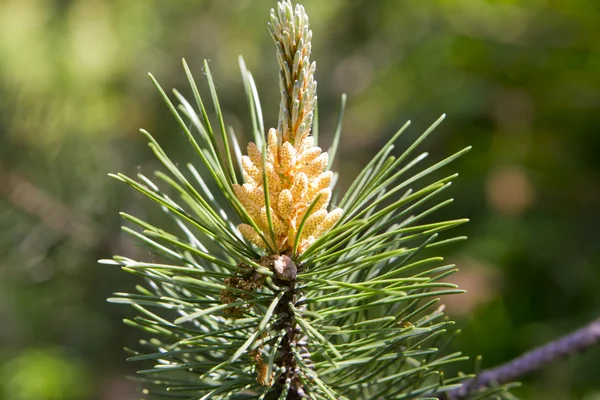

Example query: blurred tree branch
[0,163,98,248]
[448,316,600,399]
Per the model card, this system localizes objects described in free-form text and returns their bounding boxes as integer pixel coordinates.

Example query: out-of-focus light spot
[443,257,501,316]
[1,348,91,400]
[0,0,53,90]
[67,0,117,81]
[582,391,600,400]
[486,164,534,216]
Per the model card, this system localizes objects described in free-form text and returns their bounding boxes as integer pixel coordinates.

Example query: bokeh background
[1,0,599,399]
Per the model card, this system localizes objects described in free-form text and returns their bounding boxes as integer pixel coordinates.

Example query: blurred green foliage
[0,0,599,399]
[1,348,90,400]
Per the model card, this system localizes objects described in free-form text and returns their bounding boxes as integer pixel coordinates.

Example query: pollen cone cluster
[235,1,341,255]
[234,129,342,254]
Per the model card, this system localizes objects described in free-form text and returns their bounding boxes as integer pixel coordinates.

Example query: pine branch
[105,1,485,398]
[447,316,600,399]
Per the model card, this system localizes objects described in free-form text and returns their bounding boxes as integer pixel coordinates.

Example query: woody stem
[446,316,600,399]
[273,278,311,399]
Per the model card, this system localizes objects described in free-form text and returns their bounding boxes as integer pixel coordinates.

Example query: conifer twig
[107,1,478,398]
[447,316,600,399]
